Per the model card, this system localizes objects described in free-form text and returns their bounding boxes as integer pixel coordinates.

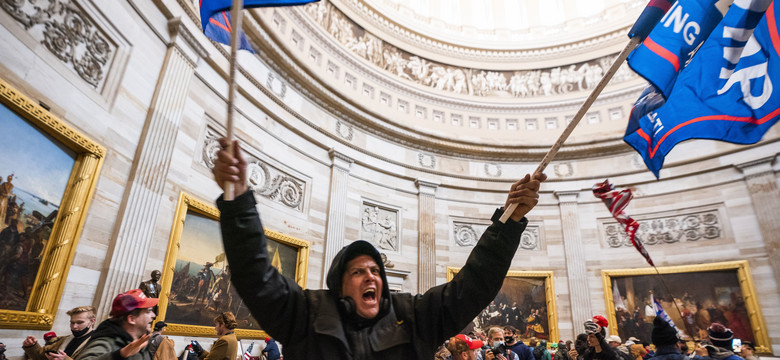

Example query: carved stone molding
[202,128,306,211]
[554,162,573,178]
[336,120,354,141]
[484,163,502,177]
[1,0,116,89]
[301,1,637,99]
[360,201,400,252]
[454,220,540,250]
[267,71,288,98]
[417,152,436,169]
[602,209,724,248]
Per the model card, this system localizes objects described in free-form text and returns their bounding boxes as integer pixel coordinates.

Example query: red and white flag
[593,180,654,266]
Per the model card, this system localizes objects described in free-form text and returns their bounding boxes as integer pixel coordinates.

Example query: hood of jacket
[325,240,391,320]
[90,319,134,345]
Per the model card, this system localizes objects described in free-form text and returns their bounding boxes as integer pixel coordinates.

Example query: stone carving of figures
[365,36,383,66]
[361,206,397,251]
[572,64,587,90]
[452,69,467,94]
[435,68,453,90]
[471,71,489,96]
[540,72,553,96]
[526,70,541,96]
[558,66,575,94]
[426,65,446,87]
[394,56,410,80]
[509,72,527,97]
[407,56,430,82]
[383,49,399,71]
[316,1,329,27]
[485,71,507,92]
[549,67,562,94]
[584,62,603,89]
[346,36,367,58]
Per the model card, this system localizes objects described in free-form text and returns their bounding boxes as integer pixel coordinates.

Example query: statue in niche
[139,270,162,298]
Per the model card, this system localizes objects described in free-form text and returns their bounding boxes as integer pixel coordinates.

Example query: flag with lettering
[199,0,319,51]
[593,180,654,267]
[627,0,733,98]
[625,0,778,178]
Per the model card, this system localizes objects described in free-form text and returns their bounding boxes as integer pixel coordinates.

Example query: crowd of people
[12,290,281,360]
[435,316,759,360]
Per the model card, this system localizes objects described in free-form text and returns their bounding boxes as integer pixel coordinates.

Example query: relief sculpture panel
[301,1,636,99]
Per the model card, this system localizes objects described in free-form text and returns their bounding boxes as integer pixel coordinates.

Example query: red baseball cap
[111,289,159,317]
[43,332,57,341]
[455,334,483,350]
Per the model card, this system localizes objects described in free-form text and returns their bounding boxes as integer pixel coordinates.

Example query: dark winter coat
[75,320,153,360]
[218,191,529,360]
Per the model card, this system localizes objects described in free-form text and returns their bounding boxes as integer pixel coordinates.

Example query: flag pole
[223,0,245,201]
[499,36,642,223]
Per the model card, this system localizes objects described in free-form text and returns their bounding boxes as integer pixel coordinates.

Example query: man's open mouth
[362,289,377,302]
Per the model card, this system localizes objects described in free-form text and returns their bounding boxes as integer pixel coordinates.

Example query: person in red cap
[261,337,279,360]
[75,289,158,360]
[23,306,97,360]
[448,334,484,360]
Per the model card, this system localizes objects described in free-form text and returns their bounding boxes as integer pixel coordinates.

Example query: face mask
[72,326,91,338]
[494,341,505,347]
[505,336,514,343]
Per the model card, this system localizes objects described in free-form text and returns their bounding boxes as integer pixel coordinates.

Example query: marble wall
[0,0,778,358]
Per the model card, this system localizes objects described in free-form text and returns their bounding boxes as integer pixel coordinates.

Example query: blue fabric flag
[629,0,675,39]
[199,0,318,51]
[628,0,733,98]
[203,11,255,52]
[625,0,778,178]
[652,295,682,337]
[199,0,319,31]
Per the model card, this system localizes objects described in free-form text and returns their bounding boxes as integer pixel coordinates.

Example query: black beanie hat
[651,316,678,346]
[708,323,734,349]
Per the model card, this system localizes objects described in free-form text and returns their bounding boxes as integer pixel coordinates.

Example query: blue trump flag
[625,0,778,178]
[200,0,318,51]
[628,0,733,98]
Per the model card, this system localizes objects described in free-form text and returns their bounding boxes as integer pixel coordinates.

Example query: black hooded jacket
[218,190,528,360]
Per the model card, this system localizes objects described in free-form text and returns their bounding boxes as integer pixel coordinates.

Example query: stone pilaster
[556,190,591,336]
[94,18,206,319]
[416,179,438,292]
[322,149,353,286]
[736,157,780,283]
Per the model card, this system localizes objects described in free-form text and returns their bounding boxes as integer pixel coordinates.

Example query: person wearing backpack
[534,341,551,360]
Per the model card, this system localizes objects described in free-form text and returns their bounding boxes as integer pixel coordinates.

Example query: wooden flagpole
[223,0,245,201]
[499,36,643,223]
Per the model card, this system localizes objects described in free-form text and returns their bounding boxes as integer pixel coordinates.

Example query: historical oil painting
[159,193,309,338]
[448,269,559,342]
[0,102,76,311]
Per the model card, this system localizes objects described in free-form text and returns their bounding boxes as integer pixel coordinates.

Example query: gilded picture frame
[602,261,771,354]
[157,192,310,339]
[0,77,105,329]
[447,268,559,342]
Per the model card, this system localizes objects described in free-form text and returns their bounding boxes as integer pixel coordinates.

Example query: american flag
[243,342,254,360]
[593,180,654,266]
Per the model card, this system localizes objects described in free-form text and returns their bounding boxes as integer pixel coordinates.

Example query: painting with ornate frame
[157,192,310,339]
[602,261,771,354]
[447,268,559,342]
[0,77,105,329]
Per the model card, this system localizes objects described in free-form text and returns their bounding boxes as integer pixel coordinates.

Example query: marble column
[556,190,591,335]
[416,179,438,292]
[736,157,780,283]
[322,149,353,286]
[94,18,207,319]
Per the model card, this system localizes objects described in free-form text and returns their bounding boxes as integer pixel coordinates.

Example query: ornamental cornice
[239,10,635,161]
[332,0,636,67]
[288,6,645,110]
